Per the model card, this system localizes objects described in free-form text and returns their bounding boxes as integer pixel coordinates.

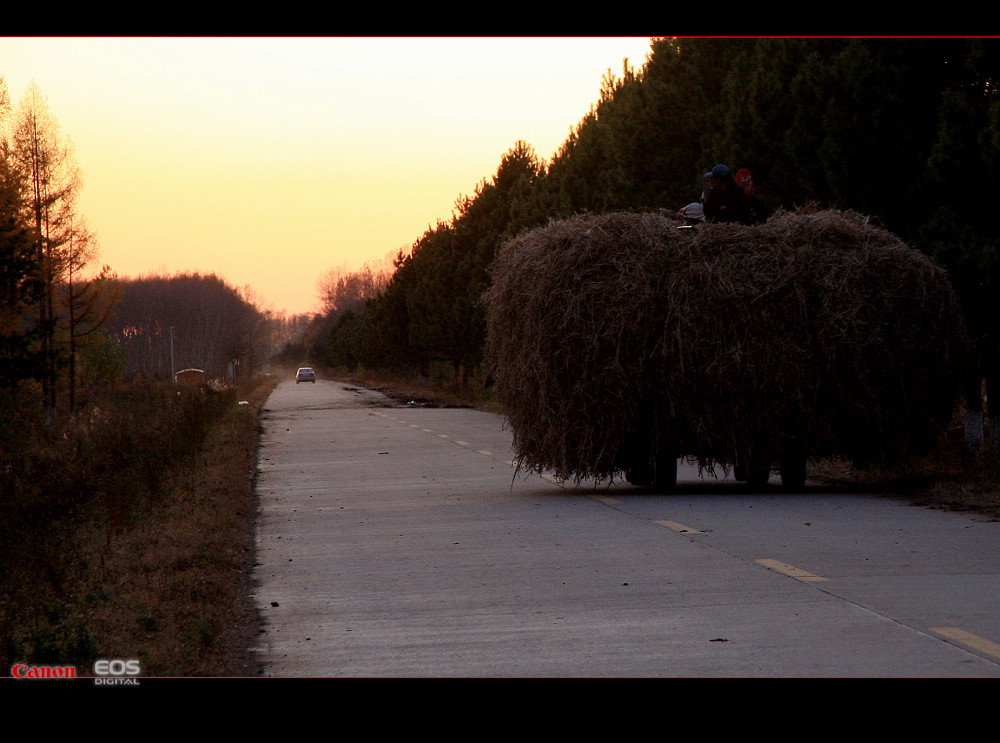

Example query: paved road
[253,379,1000,677]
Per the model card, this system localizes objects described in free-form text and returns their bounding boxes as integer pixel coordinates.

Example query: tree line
[104,272,269,382]
[1,78,280,431]
[0,79,121,421]
[316,38,1000,419]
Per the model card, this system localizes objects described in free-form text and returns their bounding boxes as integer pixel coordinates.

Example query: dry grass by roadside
[79,374,278,676]
[808,445,1000,519]
[0,374,278,677]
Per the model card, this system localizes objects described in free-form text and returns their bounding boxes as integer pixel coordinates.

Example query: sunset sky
[1,37,654,316]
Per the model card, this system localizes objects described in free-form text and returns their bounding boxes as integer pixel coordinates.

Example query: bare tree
[318,251,395,319]
[10,82,83,419]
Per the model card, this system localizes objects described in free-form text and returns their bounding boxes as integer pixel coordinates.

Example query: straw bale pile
[484,209,969,484]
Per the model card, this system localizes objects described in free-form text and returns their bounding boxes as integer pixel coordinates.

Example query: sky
[1,37,655,316]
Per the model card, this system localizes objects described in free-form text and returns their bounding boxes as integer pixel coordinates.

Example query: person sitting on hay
[704,164,756,225]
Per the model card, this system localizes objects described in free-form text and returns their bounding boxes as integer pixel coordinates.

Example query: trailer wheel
[625,460,653,487]
[737,450,770,487]
[779,453,807,490]
[746,465,771,488]
[653,455,678,492]
[625,449,677,491]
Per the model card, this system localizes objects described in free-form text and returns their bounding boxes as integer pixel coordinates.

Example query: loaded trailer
[484,209,968,491]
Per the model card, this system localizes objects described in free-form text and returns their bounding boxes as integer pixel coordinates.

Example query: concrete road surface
[252,379,1000,677]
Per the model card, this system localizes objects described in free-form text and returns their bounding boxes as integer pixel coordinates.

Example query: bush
[0,378,240,670]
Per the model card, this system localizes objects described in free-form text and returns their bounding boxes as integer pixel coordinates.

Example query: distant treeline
[316,37,1000,409]
[0,76,298,429]
[104,272,267,382]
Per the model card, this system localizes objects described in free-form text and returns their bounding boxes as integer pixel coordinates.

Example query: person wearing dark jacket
[703,164,755,224]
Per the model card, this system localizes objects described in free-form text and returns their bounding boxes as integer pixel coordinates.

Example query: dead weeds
[0,374,278,677]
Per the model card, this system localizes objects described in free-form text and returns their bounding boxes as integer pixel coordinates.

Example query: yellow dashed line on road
[930,627,1000,660]
[756,558,828,582]
[376,409,513,465]
[655,519,705,534]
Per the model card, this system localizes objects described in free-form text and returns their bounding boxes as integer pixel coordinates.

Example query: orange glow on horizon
[1,37,654,315]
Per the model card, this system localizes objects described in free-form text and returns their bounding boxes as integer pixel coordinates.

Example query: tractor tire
[625,450,677,492]
[779,453,807,490]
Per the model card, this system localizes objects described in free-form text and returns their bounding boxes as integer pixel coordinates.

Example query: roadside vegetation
[0,374,277,676]
[824,424,1000,515]
[0,75,295,675]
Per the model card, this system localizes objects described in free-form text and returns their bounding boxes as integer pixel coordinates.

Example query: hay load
[484,209,969,488]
